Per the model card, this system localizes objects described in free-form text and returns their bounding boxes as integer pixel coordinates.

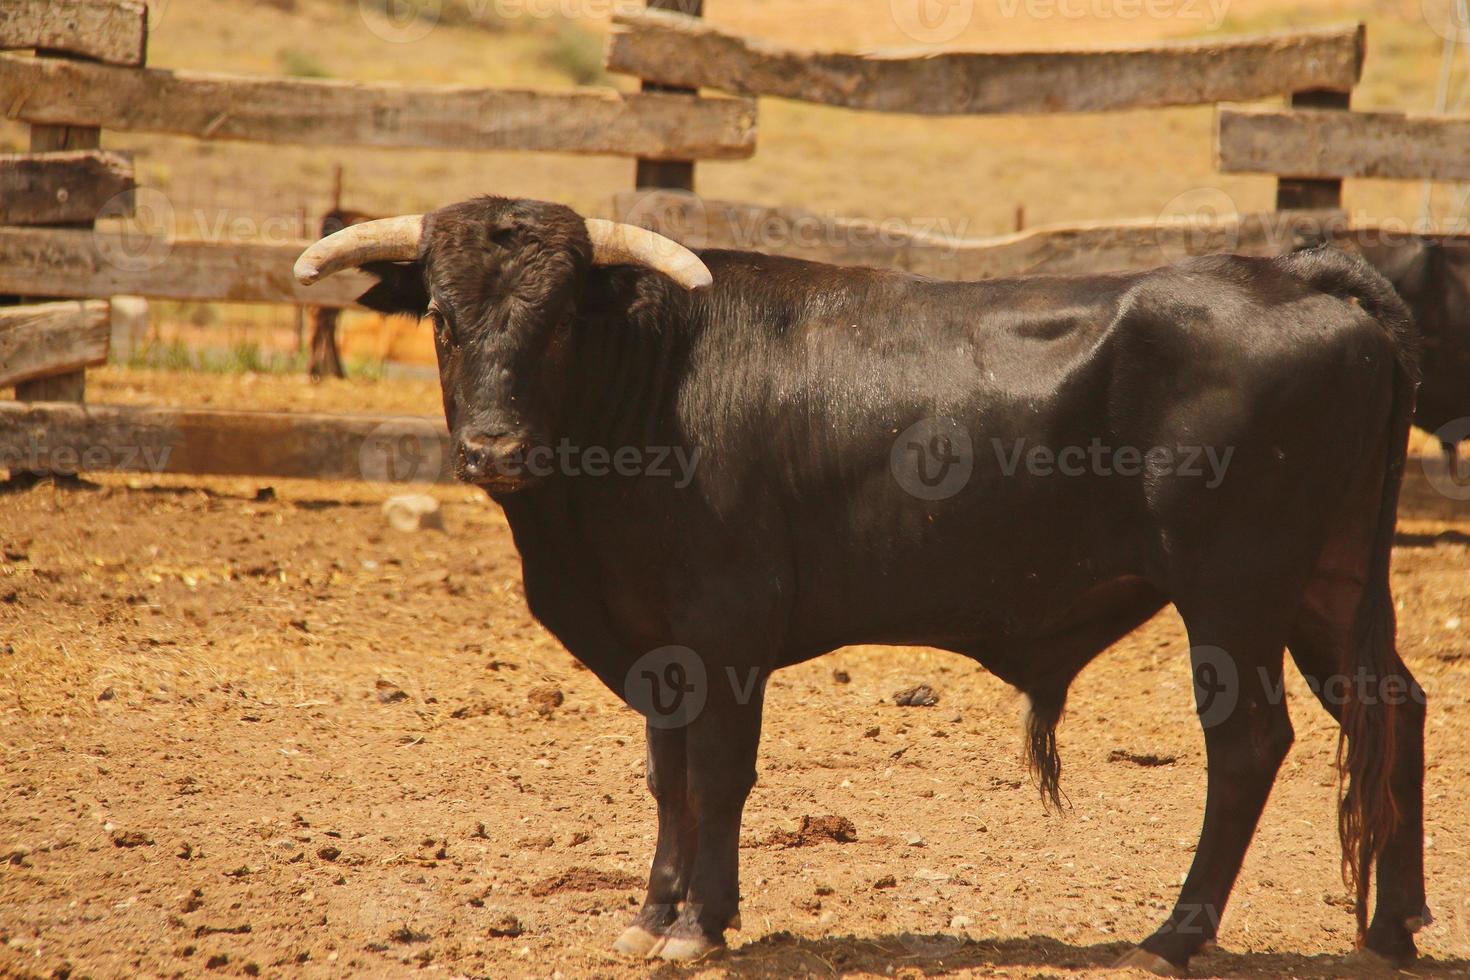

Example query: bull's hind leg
[614,723,698,956]
[1120,605,1296,975]
[1289,573,1428,965]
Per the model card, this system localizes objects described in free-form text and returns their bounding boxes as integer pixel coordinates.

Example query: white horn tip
[294,259,321,286]
[682,266,713,290]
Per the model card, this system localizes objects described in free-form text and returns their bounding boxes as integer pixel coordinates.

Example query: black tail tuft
[1024,688,1068,811]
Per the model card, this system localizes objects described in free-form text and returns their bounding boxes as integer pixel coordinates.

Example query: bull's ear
[358,261,430,318]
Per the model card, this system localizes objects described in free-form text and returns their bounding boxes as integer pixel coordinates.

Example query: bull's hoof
[728,911,741,931]
[1352,946,1417,972]
[654,934,723,961]
[1363,912,1423,967]
[612,926,664,957]
[1114,947,1187,977]
[1358,939,1418,969]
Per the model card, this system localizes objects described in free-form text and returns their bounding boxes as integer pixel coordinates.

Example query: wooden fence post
[18,81,102,404]
[5,45,107,484]
[1,0,149,478]
[1274,89,1351,211]
[634,0,703,193]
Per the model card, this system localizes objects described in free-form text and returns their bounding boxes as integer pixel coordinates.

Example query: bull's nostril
[459,440,491,479]
[457,430,531,485]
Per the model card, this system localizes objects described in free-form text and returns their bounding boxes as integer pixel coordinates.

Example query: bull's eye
[427,304,455,349]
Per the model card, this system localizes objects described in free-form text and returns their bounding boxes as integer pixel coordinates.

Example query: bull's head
[294,197,710,491]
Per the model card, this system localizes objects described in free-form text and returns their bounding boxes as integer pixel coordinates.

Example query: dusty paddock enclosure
[1,372,1468,980]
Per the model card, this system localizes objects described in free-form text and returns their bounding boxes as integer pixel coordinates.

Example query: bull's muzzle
[456,431,536,491]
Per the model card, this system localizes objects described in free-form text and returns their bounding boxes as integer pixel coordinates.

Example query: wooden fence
[0,0,1464,485]
[607,8,1364,274]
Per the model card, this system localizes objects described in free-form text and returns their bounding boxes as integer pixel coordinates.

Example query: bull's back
[681,251,1407,653]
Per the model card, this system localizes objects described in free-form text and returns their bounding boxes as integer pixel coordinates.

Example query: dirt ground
[2,371,1469,980]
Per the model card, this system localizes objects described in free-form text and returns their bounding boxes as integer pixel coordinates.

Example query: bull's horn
[293,215,424,285]
[294,213,712,291]
[585,219,712,290]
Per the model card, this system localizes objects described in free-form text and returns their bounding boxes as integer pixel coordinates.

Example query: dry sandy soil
[0,370,1468,980]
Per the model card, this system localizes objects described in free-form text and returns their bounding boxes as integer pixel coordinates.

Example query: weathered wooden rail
[0,227,370,308]
[0,0,148,66]
[0,401,451,483]
[0,53,756,159]
[613,191,1345,279]
[0,302,111,389]
[1218,107,1470,182]
[0,150,135,225]
[607,10,1363,115]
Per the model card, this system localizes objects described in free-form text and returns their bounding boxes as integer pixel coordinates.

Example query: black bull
[305,197,1429,973]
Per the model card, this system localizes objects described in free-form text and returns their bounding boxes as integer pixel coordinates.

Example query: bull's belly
[777,544,1160,664]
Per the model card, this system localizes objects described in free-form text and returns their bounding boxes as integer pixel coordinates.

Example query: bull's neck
[558,269,698,454]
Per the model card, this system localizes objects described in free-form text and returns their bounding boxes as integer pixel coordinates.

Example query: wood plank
[613,191,1343,279]
[0,402,453,483]
[608,10,1363,114]
[0,53,757,159]
[0,149,135,225]
[0,0,147,66]
[0,300,109,387]
[1220,106,1470,181]
[0,227,373,308]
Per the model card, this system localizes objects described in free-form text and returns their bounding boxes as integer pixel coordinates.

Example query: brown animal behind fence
[308,168,376,380]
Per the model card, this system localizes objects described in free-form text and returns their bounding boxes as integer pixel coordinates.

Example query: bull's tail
[1024,686,1068,811]
[1281,246,1420,942]
[1338,347,1415,943]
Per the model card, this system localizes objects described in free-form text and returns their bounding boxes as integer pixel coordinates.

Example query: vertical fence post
[1274,89,1351,212]
[634,0,703,193]
[18,100,102,404]
[6,19,146,482]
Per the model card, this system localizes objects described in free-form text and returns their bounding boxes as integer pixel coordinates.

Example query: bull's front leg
[613,723,697,955]
[648,673,766,961]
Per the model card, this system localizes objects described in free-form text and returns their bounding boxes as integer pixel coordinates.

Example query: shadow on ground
[638,932,1468,978]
